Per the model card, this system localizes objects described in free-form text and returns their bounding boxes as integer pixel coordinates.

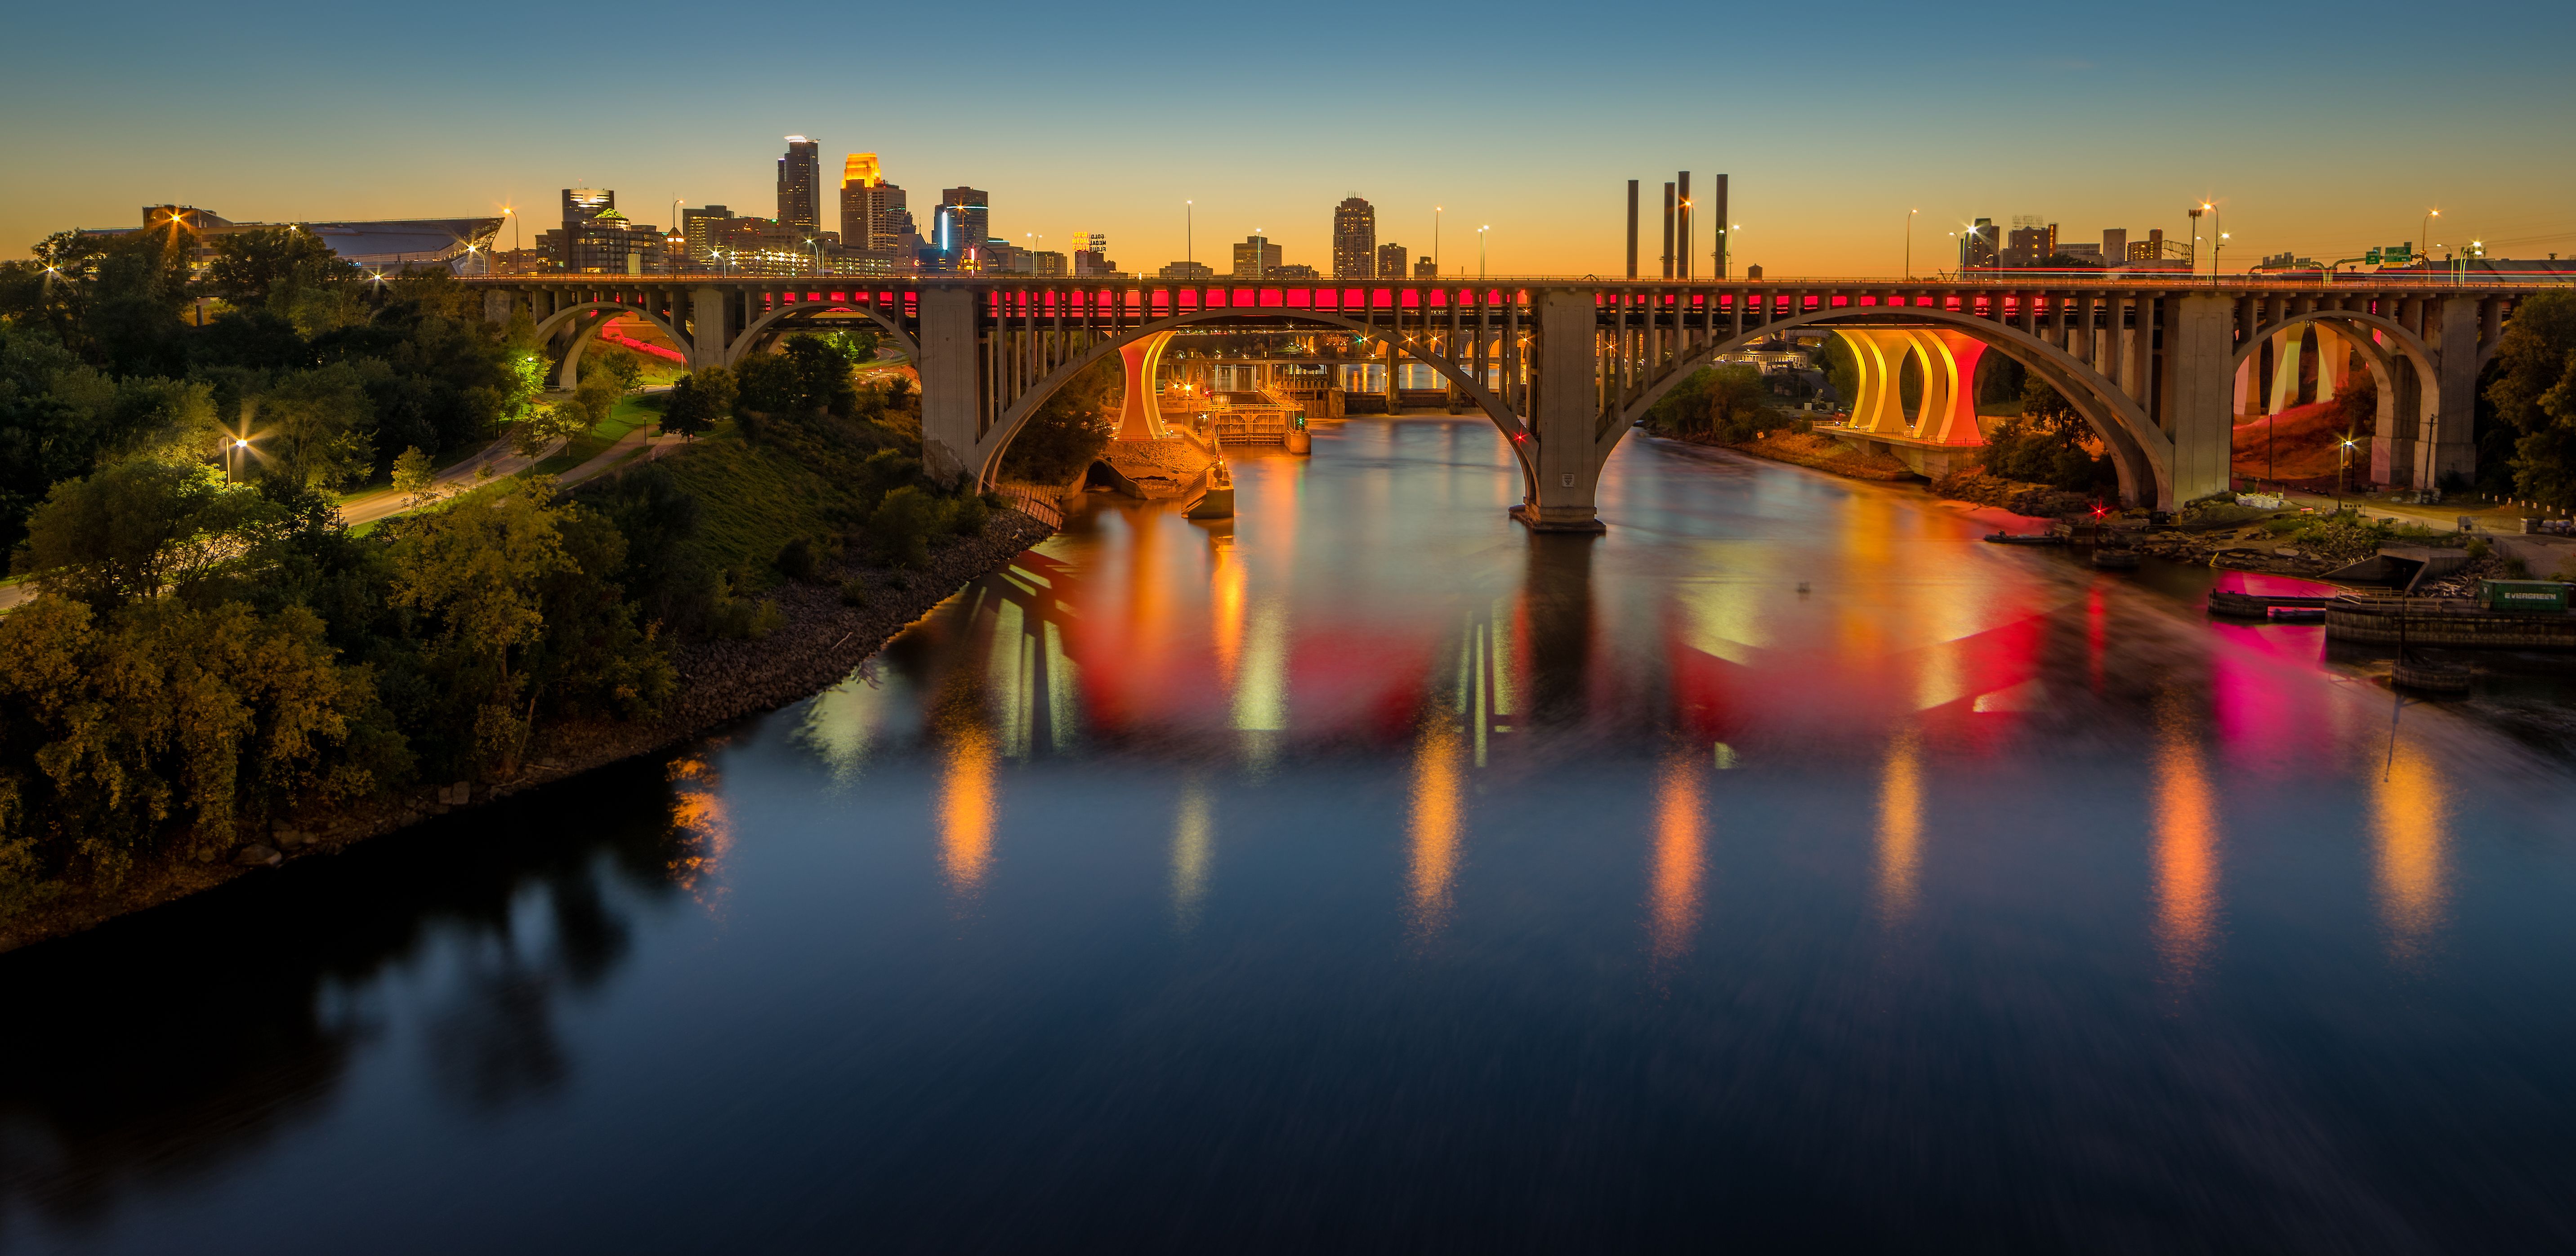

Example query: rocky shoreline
[0,510,1058,954]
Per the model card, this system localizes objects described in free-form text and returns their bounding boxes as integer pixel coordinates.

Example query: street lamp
[1478,225,1489,280]
[2422,209,2439,263]
[1185,200,1192,266]
[2200,201,2219,277]
[227,436,249,485]
[1904,208,1918,279]
[1435,206,1443,276]
[2339,436,2357,510]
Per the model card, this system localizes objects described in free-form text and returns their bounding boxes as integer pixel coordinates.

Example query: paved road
[1,422,690,615]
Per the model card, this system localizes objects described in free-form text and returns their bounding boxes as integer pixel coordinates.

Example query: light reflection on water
[3,417,2572,1253]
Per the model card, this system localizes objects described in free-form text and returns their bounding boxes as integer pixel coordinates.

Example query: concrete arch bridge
[471,276,2556,528]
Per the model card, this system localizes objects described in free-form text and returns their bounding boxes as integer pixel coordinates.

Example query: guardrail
[995,484,1063,530]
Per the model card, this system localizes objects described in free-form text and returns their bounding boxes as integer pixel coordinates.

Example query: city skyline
[5,2,2574,276]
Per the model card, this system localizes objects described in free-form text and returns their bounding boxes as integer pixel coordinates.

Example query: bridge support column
[1513,288,1611,533]
[2425,297,2480,487]
[919,285,984,484]
[689,286,728,372]
[2163,294,2236,505]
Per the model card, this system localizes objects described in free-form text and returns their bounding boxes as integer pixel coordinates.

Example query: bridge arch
[1613,305,2172,508]
[726,300,919,367]
[968,307,1530,492]
[2231,308,2438,396]
[531,300,691,391]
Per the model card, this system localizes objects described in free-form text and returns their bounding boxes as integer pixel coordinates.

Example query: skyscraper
[1376,242,1407,278]
[1960,218,2000,269]
[777,137,822,235]
[561,188,613,231]
[938,187,989,258]
[838,153,911,251]
[1332,196,1375,279]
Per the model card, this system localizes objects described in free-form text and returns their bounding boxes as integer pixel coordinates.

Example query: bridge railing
[467,271,2574,291]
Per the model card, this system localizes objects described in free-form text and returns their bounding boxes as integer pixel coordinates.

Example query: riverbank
[0,509,1057,954]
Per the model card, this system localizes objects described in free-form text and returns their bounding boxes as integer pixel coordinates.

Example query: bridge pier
[919,285,982,483]
[1514,288,1611,533]
[2165,294,2237,507]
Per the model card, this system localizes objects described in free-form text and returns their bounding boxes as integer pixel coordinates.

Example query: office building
[1075,248,1117,276]
[1273,263,1319,279]
[562,188,613,231]
[1158,260,1216,280]
[937,187,990,259]
[1412,255,1436,278]
[1032,251,1068,277]
[2101,228,2129,264]
[681,205,730,260]
[562,207,664,274]
[777,138,822,235]
[1960,218,1999,268]
[1332,196,1376,278]
[1376,242,1407,278]
[839,153,916,252]
[2001,219,2059,267]
[2129,229,2168,263]
[1232,233,1281,278]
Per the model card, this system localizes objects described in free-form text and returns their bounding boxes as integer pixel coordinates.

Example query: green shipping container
[2480,580,2572,612]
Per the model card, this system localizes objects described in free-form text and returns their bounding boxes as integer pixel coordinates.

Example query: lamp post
[1904,208,1918,279]
[2188,205,2205,277]
[227,437,247,485]
[1186,200,1192,266]
[1478,225,1489,280]
[2422,209,2438,265]
[2199,201,2219,278]
[1435,206,1443,276]
[2338,436,2355,510]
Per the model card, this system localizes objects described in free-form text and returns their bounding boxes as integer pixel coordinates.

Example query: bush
[714,596,782,640]
[775,537,819,583]
[865,486,942,567]
[839,578,867,607]
[1644,365,1775,442]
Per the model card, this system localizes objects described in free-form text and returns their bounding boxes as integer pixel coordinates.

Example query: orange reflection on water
[665,755,733,904]
[1210,538,1246,690]
[938,725,999,895]
[1647,757,1705,961]
[2372,735,2452,962]
[1875,729,1922,919]
[1406,720,1464,933]
[2150,696,2220,983]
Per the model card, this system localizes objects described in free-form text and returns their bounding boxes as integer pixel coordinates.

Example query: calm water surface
[5,419,2574,1253]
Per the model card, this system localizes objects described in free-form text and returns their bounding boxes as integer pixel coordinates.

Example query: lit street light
[1478,225,1489,280]
[1904,208,1918,279]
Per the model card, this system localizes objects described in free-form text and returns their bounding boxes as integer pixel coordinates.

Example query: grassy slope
[531,393,665,477]
[644,421,843,577]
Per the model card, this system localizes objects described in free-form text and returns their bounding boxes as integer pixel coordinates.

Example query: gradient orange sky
[7,1,2572,277]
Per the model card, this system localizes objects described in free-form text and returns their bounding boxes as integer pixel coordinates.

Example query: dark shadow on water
[0,753,702,1236]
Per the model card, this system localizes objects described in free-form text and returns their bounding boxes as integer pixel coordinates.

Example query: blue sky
[7,0,2572,275]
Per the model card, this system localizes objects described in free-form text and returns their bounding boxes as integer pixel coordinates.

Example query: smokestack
[1626,180,1638,280]
[1661,182,1675,279]
[1714,173,1729,278]
[1678,171,1692,281]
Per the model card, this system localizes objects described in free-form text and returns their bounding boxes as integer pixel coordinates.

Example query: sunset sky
[8,0,2573,277]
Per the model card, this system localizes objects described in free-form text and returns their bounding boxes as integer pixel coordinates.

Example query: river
[4,418,2572,1252]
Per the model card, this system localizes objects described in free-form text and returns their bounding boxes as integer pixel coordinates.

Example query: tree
[384,480,575,773]
[1000,356,1115,483]
[1644,365,1776,442]
[2485,289,2576,508]
[13,459,276,610]
[594,345,644,393]
[510,401,588,459]
[204,226,345,306]
[250,363,376,492]
[784,334,860,417]
[392,446,435,503]
[733,352,799,414]
[661,367,732,441]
